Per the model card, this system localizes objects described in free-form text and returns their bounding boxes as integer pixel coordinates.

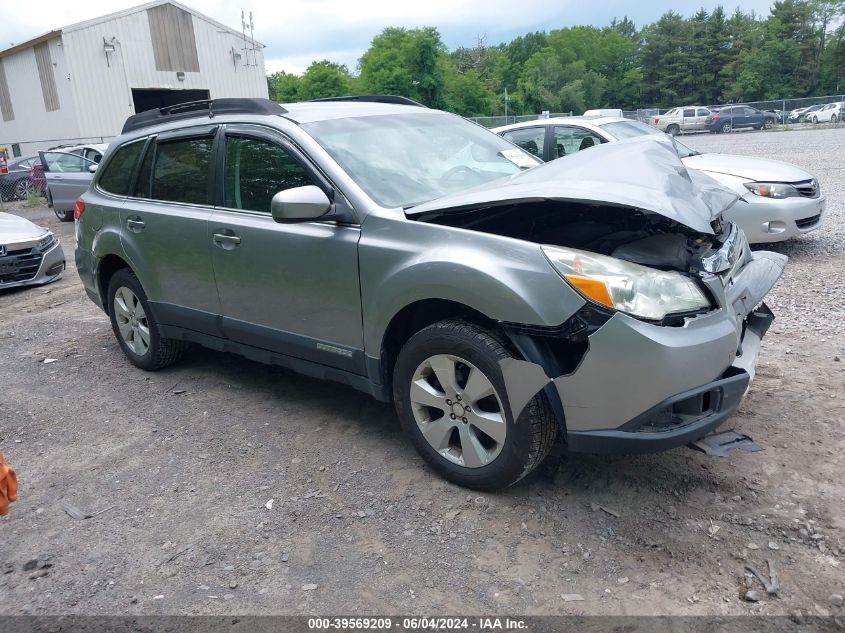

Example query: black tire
[54,209,74,222]
[393,319,557,490]
[832,115,839,123]
[107,268,186,371]
[666,124,680,136]
[13,178,33,200]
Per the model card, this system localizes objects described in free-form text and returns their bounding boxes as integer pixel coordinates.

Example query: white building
[0,0,268,157]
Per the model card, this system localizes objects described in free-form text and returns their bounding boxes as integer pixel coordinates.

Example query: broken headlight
[542,245,711,321]
[37,232,56,251]
[743,182,800,198]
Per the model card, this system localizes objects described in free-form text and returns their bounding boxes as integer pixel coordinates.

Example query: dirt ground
[1,128,844,618]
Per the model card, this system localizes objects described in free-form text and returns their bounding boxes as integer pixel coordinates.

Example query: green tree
[358,27,446,107]
[267,71,302,102]
[297,61,352,100]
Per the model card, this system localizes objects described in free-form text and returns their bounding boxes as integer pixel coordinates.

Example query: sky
[0,0,777,75]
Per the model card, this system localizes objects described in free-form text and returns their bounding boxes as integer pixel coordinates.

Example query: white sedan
[0,212,65,289]
[493,117,825,243]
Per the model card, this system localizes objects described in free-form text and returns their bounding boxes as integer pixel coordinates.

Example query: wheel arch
[97,254,134,316]
[378,298,497,391]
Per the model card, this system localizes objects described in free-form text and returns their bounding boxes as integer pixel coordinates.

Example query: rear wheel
[393,319,556,490]
[666,124,680,136]
[763,119,773,129]
[54,209,74,222]
[721,122,732,133]
[107,269,186,371]
[13,178,33,200]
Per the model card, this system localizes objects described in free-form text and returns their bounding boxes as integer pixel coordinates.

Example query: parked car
[76,97,785,490]
[38,143,107,221]
[705,106,777,133]
[0,155,38,201]
[807,102,843,124]
[0,211,65,289]
[765,109,788,124]
[651,106,712,135]
[493,116,824,243]
[788,104,825,123]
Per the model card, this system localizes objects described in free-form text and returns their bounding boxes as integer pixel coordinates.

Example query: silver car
[0,212,65,289]
[39,144,108,222]
[494,116,825,243]
[75,97,785,490]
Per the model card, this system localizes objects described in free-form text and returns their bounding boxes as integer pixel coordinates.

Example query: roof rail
[121,98,288,134]
[308,95,427,108]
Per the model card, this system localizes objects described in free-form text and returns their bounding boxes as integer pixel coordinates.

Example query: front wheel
[107,269,186,371]
[393,320,557,490]
[811,116,818,124]
[54,209,74,222]
[832,115,839,123]
[721,122,732,133]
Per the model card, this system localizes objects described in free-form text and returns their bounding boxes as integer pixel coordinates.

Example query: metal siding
[0,60,13,121]
[34,43,60,112]
[0,39,82,154]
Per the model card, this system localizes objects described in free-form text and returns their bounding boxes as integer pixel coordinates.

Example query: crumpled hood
[682,153,813,183]
[0,212,49,243]
[408,135,739,235]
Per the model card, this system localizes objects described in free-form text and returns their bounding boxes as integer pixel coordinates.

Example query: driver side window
[223,136,316,213]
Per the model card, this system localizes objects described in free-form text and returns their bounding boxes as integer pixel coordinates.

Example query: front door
[209,125,365,373]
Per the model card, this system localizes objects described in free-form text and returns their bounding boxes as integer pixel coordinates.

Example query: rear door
[39,151,96,210]
[552,126,606,158]
[119,127,221,333]
[695,108,710,130]
[209,124,364,372]
[681,108,696,132]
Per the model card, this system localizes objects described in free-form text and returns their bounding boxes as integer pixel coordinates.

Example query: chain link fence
[470,112,573,128]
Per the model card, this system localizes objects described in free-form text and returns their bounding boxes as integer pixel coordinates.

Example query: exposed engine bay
[419,201,732,273]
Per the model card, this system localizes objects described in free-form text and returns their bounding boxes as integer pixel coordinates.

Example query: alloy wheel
[409,354,507,468]
[14,179,33,200]
[721,122,732,133]
[113,286,150,356]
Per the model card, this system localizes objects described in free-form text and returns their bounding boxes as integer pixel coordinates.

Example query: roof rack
[121,98,288,134]
[308,95,426,108]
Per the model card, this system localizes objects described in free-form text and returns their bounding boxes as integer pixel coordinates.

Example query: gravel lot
[1,128,844,618]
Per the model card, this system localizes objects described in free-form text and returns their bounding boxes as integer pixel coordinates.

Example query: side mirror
[88,164,98,173]
[271,185,332,223]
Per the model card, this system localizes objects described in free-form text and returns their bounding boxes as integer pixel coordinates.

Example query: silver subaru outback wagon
[75,97,786,490]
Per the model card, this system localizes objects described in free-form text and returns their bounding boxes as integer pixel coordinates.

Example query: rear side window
[501,127,545,158]
[223,136,315,213]
[98,140,145,196]
[151,137,213,205]
[683,108,695,117]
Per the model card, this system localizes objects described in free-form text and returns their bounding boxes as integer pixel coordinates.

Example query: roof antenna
[240,10,249,67]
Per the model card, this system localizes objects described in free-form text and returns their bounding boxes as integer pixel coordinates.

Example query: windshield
[303,113,539,208]
[598,120,699,158]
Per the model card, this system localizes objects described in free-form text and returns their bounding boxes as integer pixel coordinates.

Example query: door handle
[212,232,241,249]
[126,218,146,232]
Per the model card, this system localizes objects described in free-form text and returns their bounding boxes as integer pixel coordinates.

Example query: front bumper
[566,305,773,454]
[724,193,825,243]
[0,239,65,290]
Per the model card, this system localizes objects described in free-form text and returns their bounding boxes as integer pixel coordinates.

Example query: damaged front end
[410,135,786,453]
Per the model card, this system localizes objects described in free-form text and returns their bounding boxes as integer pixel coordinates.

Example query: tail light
[653,117,659,124]
[711,115,721,121]
[73,198,86,222]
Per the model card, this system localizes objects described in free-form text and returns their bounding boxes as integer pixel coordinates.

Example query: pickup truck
[651,106,712,135]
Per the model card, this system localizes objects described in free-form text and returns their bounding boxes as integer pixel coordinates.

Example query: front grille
[792,179,819,198]
[0,246,43,284]
[796,213,821,229]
